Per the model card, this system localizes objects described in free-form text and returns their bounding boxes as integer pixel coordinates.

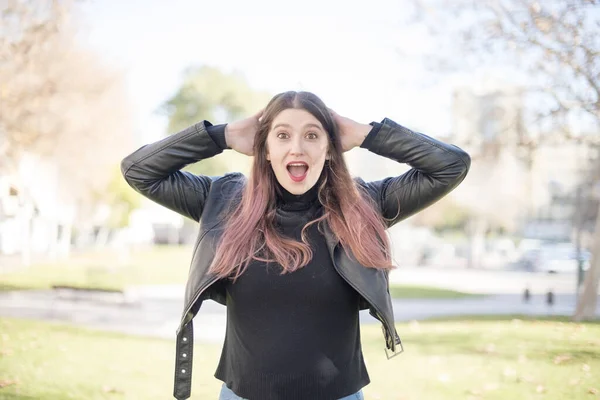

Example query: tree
[159,65,272,176]
[407,0,599,319]
[1,0,134,259]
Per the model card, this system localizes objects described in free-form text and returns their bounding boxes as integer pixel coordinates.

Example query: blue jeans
[219,383,365,400]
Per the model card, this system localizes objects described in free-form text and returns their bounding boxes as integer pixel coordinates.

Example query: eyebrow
[272,123,323,131]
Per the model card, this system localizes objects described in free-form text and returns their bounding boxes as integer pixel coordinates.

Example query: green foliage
[414,196,472,233]
[159,66,272,176]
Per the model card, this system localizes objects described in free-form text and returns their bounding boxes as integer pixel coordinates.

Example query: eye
[306,132,318,140]
[276,132,289,139]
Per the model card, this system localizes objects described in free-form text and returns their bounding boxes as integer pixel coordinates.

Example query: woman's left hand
[329,110,373,152]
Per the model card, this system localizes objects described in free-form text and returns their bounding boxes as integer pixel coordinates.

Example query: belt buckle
[385,341,404,359]
[382,325,404,359]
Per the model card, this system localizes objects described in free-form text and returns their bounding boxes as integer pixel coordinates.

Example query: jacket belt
[173,321,194,399]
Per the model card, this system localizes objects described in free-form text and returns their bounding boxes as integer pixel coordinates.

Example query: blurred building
[0,154,75,260]
[451,83,599,243]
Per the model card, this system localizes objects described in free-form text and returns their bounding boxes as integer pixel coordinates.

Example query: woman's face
[266,108,330,195]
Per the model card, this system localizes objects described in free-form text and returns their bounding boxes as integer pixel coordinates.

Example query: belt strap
[173,321,194,399]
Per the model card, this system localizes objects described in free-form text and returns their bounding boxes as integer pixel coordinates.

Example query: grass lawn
[1,317,599,400]
[0,246,474,299]
[388,284,476,299]
[0,246,192,292]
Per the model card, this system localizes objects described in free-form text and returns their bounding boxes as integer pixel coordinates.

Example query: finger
[254,108,265,121]
[328,108,341,121]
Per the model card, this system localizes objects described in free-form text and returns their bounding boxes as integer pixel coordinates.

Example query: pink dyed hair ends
[209,91,393,280]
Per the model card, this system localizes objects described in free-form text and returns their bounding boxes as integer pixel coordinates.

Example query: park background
[1,0,599,399]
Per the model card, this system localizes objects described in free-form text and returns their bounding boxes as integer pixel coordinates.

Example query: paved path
[1,283,597,344]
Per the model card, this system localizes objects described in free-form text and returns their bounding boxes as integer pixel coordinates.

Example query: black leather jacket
[121,118,470,399]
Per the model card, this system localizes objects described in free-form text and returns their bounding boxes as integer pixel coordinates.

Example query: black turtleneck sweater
[213,180,369,400]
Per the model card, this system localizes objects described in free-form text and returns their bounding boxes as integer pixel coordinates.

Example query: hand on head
[329,109,371,153]
[225,109,264,156]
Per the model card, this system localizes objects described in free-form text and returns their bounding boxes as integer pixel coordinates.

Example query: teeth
[288,163,307,166]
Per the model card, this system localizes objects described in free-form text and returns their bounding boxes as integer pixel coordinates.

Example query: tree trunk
[574,201,600,321]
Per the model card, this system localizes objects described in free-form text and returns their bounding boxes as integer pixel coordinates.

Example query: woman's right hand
[225,109,264,156]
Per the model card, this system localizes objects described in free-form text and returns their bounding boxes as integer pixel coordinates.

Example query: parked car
[528,243,591,274]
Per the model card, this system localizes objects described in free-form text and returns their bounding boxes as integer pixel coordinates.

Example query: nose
[289,136,304,156]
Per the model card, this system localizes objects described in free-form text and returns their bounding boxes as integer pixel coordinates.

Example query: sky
[75,0,461,144]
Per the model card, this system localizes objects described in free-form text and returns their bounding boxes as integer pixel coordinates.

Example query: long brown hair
[209,91,393,280]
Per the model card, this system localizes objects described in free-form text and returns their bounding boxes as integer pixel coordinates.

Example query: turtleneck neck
[275,177,321,212]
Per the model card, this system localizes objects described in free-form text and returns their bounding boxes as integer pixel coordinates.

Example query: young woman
[121,91,471,400]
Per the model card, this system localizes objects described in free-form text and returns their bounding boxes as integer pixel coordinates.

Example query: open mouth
[286,162,309,182]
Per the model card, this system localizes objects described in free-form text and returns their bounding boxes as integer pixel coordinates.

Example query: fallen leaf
[589,388,598,395]
[0,348,13,356]
[0,379,17,388]
[102,386,124,394]
[483,343,496,354]
[583,364,591,372]
[518,354,528,364]
[536,385,546,393]
[554,354,572,365]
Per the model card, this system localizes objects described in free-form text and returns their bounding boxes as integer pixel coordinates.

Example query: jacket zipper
[178,219,225,330]
[179,275,220,330]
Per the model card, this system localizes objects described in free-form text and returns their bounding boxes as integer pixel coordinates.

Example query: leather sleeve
[120,121,224,222]
[359,118,471,227]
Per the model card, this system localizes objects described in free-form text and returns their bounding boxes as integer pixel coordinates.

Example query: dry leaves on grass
[554,354,573,365]
[502,366,517,378]
[536,384,546,393]
[467,382,500,398]
[482,382,499,392]
[102,385,124,394]
[0,378,18,388]
[516,375,536,384]
[477,343,496,354]
[0,347,14,356]
[582,364,591,372]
